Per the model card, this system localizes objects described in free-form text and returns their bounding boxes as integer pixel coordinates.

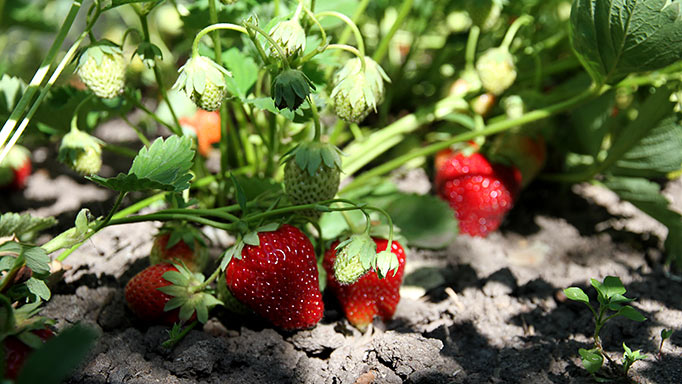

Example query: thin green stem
[128,94,178,132]
[300,0,326,45]
[139,14,182,135]
[103,143,137,158]
[192,23,249,57]
[309,96,322,141]
[342,85,603,192]
[373,0,413,63]
[244,23,291,69]
[121,115,151,147]
[194,267,221,292]
[316,11,366,69]
[465,26,480,72]
[326,44,362,59]
[501,15,533,51]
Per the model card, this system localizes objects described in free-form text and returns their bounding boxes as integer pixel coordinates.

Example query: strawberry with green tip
[283,142,343,219]
[125,263,219,325]
[0,145,31,190]
[225,224,324,330]
[324,238,406,331]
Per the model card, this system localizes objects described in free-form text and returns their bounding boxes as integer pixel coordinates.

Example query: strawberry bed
[2,1,682,383]
[4,149,681,383]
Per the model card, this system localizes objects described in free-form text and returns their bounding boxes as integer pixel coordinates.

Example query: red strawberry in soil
[225,224,324,330]
[3,328,54,379]
[125,263,186,325]
[435,149,521,237]
[324,238,406,331]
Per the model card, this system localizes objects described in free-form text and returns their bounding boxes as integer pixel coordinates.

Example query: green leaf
[662,329,673,340]
[0,213,57,238]
[570,0,682,84]
[617,305,647,322]
[16,325,98,384]
[564,287,590,304]
[579,348,604,374]
[612,116,682,178]
[25,278,50,301]
[384,194,458,249]
[601,276,627,298]
[222,48,258,99]
[88,136,195,192]
[243,232,260,246]
[23,246,50,275]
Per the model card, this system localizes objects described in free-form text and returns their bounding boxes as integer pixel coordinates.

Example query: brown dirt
[4,145,682,384]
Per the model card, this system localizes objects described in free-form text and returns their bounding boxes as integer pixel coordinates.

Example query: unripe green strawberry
[58,129,103,175]
[76,43,127,99]
[332,234,376,285]
[476,47,516,95]
[331,56,390,123]
[269,18,306,58]
[283,142,342,219]
[173,55,231,111]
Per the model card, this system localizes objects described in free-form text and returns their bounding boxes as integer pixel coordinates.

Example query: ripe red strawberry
[225,224,323,330]
[3,328,54,379]
[435,149,521,237]
[149,232,207,273]
[323,238,406,330]
[125,263,186,325]
[0,145,31,190]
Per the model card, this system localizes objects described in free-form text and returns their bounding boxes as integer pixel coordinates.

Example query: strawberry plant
[564,276,647,381]
[0,0,681,380]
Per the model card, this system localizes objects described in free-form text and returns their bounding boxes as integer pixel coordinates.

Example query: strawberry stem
[243,22,291,70]
[372,0,413,63]
[316,11,366,70]
[501,15,533,51]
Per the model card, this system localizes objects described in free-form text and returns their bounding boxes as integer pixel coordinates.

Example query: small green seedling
[658,329,673,359]
[622,343,646,375]
[564,276,647,381]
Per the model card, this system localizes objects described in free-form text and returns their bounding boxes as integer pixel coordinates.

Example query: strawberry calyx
[157,262,222,324]
[282,141,343,176]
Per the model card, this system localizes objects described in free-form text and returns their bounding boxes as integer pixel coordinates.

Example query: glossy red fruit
[3,328,54,379]
[124,263,184,325]
[225,224,324,330]
[324,238,406,330]
[149,233,206,273]
[435,149,521,237]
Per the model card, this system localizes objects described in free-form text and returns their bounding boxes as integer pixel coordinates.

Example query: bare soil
[4,143,682,384]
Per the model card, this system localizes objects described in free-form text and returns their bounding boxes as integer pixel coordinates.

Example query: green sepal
[76,40,123,69]
[271,69,315,111]
[282,141,343,177]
